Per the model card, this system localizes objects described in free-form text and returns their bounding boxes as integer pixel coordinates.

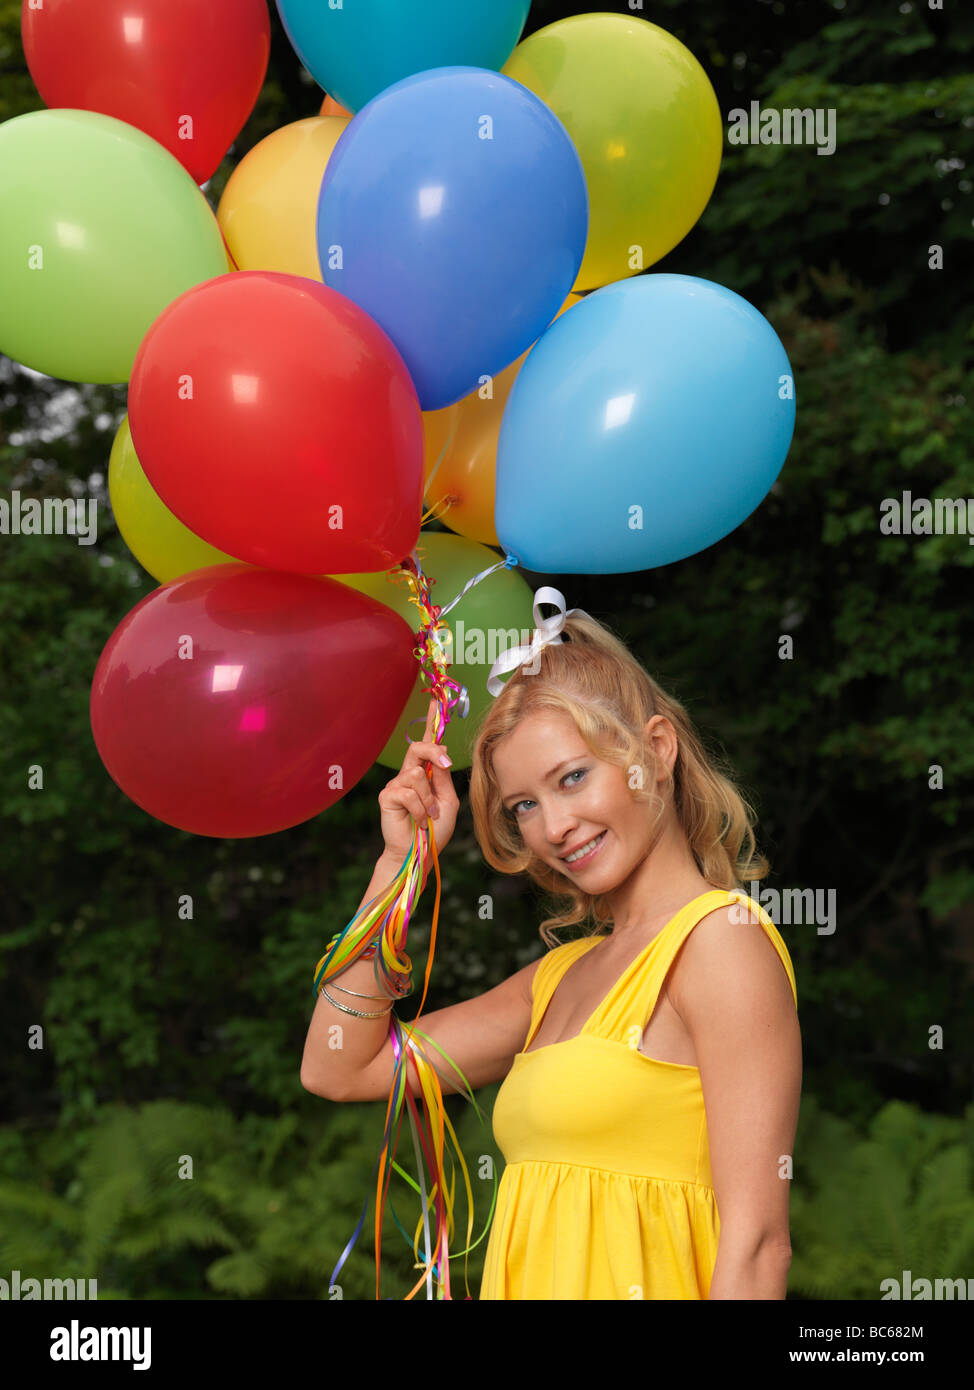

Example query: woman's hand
[377,698,460,863]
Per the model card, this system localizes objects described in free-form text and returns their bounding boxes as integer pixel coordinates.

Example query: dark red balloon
[127,271,424,574]
[90,565,418,838]
[21,0,270,185]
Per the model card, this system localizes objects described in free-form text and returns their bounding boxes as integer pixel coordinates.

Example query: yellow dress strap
[525,935,601,1044]
[593,889,798,1044]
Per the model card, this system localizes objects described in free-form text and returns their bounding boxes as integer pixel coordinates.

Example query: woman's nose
[544,812,578,847]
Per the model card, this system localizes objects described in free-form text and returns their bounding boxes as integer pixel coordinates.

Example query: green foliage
[0,0,39,123]
[0,1096,502,1299]
[789,1095,974,1299]
[3,1091,972,1300]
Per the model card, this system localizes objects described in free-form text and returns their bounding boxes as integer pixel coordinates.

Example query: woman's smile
[560,828,608,869]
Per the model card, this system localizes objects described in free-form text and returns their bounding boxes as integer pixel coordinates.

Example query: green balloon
[0,109,230,384]
[337,533,538,772]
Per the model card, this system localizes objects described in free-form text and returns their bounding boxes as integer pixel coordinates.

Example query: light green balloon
[336,532,538,771]
[0,109,230,384]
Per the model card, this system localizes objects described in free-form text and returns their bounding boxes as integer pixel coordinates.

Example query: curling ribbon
[312,544,517,1299]
[485,586,590,696]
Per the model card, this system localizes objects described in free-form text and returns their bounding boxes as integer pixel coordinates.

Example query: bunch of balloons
[2,1,799,822]
[2,0,800,1303]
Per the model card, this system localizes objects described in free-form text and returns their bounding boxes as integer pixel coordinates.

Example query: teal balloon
[495,275,797,574]
[275,0,531,113]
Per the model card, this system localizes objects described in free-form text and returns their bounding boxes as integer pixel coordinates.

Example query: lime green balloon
[109,414,244,583]
[0,109,230,383]
[503,13,723,290]
[335,532,537,771]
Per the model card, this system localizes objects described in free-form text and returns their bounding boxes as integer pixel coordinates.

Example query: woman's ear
[642,715,678,780]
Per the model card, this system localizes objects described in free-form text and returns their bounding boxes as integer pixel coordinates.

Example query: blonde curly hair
[468,608,769,950]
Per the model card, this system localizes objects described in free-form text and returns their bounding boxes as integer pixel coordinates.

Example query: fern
[2,1092,970,1299]
[789,1096,974,1299]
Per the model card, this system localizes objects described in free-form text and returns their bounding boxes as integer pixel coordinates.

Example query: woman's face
[493,709,663,885]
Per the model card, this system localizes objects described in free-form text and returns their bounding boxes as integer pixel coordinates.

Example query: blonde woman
[301,591,801,1301]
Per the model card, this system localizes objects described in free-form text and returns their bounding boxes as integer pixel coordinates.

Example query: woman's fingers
[404,762,454,814]
[396,702,457,826]
[421,760,458,804]
[379,781,433,828]
[406,739,452,769]
[404,786,434,828]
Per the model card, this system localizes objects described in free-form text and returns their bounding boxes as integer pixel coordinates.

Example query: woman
[302,591,801,1300]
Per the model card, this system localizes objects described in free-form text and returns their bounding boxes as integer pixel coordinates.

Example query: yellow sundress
[479,889,798,1299]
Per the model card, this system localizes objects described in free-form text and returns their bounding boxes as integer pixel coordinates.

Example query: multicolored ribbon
[313,543,518,1300]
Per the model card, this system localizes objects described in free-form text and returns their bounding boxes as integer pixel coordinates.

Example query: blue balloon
[316,67,588,411]
[495,275,797,575]
[276,0,531,113]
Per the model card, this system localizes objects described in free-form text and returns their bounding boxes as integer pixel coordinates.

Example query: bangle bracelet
[330,981,392,1001]
[319,984,394,1018]
[325,963,413,1001]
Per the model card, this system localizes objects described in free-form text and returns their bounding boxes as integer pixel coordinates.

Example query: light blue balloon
[317,67,588,411]
[495,275,797,575]
[276,0,531,113]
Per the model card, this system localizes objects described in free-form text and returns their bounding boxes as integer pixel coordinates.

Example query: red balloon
[21,0,270,185]
[127,271,424,574]
[89,564,418,838]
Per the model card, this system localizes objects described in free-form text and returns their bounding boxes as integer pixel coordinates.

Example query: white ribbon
[486,586,586,696]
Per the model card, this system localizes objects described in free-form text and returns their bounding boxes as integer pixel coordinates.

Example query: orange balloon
[320,93,352,118]
[217,116,348,279]
[421,293,583,545]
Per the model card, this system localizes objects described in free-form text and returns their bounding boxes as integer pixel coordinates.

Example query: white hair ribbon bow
[486,586,586,697]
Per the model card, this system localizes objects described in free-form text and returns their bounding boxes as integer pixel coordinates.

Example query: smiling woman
[470,605,771,946]
[466,600,801,1300]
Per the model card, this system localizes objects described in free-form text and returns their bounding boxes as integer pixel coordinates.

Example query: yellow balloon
[420,292,583,545]
[502,14,723,291]
[216,116,349,279]
[108,414,244,583]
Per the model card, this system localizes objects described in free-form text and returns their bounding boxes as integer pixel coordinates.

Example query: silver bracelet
[330,981,392,1000]
[331,974,414,1002]
[319,983,394,1018]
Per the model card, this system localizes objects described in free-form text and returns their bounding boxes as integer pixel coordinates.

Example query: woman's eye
[512,767,587,816]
